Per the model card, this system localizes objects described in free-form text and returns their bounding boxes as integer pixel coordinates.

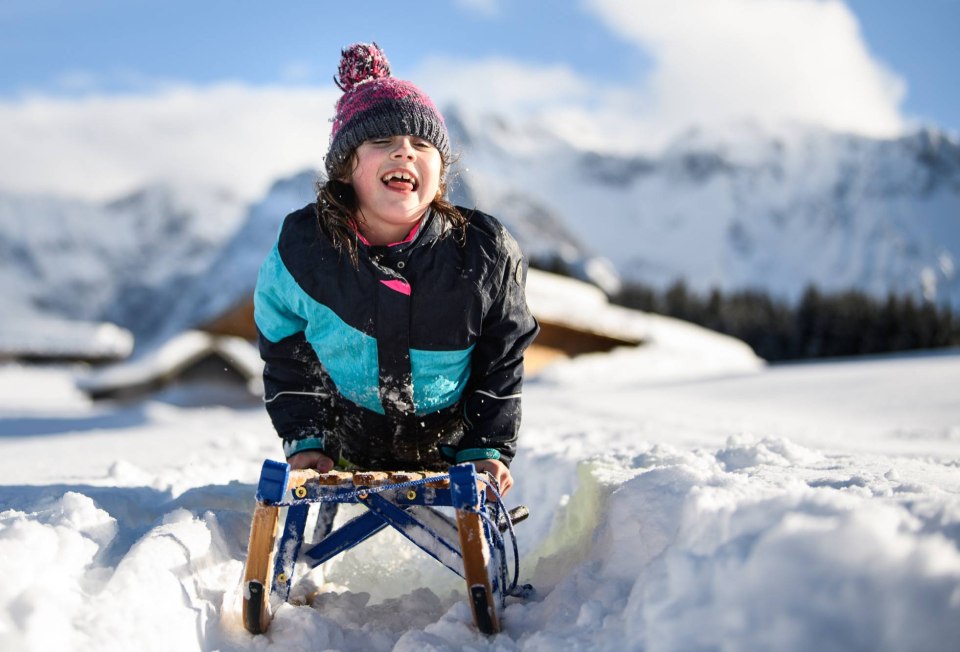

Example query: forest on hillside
[612,281,959,362]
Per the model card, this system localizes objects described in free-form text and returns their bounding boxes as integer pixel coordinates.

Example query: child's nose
[391,138,416,159]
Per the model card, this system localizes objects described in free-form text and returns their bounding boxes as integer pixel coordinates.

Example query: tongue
[385,179,415,191]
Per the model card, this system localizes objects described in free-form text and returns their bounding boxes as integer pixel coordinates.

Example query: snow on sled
[241,460,531,635]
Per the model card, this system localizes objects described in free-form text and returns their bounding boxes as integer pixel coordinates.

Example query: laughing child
[254,43,539,497]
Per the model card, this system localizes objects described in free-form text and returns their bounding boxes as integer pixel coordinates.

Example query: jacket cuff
[454,447,502,463]
[283,436,326,458]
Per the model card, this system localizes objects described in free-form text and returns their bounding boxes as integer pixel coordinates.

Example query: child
[254,43,539,497]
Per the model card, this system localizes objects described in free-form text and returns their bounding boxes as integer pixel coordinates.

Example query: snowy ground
[1,329,959,651]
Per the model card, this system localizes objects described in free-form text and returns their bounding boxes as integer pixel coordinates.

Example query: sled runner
[241,460,530,635]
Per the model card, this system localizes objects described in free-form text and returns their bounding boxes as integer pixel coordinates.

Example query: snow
[1,304,959,650]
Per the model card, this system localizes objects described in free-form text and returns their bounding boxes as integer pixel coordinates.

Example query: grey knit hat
[325,42,450,177]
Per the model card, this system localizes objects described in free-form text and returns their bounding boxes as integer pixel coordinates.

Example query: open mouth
[380,169,419,191]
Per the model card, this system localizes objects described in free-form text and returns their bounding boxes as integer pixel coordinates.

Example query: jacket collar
[360,210,448,256]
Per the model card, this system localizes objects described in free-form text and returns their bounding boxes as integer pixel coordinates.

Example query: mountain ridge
[1,111,958,356]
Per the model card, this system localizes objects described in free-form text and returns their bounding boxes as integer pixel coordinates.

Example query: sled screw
[294,486,308,498]
[406,490,417,500]
[357,490,369,500]
[278,572,288,584]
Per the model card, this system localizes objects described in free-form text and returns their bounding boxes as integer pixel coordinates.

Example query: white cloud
[415,57,590,113]
[0,84,338,201]
[0,61,599,202]
[454,0,501,18]
[278,61,318,84]
[414,57,657,152]
[0,1,910,201]
[583,0,906,139]
[416,0,907,152]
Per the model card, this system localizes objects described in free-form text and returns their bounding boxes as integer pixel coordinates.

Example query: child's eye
[413,140,434,149]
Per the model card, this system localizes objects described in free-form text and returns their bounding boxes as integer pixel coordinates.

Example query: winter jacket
[254,203,539,470]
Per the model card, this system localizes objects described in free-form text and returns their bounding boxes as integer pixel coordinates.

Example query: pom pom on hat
[325,42,450,176]
[335,42,391,92]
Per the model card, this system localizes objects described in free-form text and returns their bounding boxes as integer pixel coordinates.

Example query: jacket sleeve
[254,244,341,461]
[455,232,539,466]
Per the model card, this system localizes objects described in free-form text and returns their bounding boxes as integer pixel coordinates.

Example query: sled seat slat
[352,471,390,486]
[423,471,450,488]
[293,470,444,489]
[388,471,423,483]
[315,470,355,486]
[287,469,320,488]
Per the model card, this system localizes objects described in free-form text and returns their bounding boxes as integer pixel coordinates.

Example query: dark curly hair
[315,151,467,266]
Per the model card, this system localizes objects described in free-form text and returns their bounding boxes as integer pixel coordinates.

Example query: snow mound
[1,349,959,650]
[1,431,958,651]
[499,439,960,651]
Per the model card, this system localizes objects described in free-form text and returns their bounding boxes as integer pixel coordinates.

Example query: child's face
[349,135,442,243]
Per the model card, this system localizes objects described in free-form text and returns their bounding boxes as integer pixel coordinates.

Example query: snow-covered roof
[0,318,133,362]
[75,330,263,399]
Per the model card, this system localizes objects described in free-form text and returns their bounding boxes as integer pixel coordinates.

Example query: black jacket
[254,204,539,470]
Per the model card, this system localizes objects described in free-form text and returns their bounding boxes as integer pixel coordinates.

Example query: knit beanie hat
[325,42,450,177]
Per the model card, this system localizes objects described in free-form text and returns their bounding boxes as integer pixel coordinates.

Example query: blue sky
[0,0,649,94]
[1,0,957,200]
[1,0,956,130]
[0,1,646,93]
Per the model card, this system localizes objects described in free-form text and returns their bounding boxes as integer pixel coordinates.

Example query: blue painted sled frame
[242,460,525,636]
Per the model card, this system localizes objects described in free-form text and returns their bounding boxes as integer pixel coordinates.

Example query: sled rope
[476,474,529,600]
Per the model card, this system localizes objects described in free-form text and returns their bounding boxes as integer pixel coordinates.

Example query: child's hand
[287,450,335,473]
[472,458,513,499]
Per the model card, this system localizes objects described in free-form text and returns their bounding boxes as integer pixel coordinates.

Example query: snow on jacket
[254,203,539,470]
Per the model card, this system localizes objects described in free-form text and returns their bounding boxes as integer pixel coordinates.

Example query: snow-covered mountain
[141,171,319,347]
[447,110,960,307]
[2,112,958,357]
[0,184,247,350]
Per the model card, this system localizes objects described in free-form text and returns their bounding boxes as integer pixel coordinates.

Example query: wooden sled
[241,461,529,635]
